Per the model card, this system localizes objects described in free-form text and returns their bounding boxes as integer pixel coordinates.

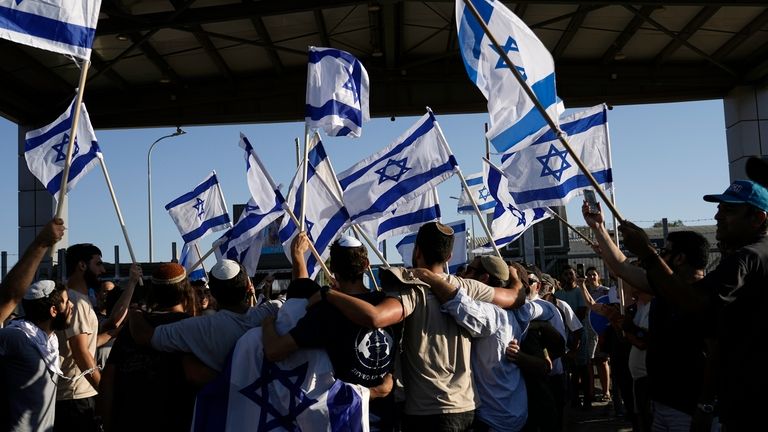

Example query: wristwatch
[697,403,715,414]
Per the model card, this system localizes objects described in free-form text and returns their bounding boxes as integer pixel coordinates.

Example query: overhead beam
[128,33,184,86]
[314,9,331,47]
[654,6,720,65]
[171,0,234,81]
[711,8,768,61]
[531,5,607,29]
[380,1,400,69]
[552,5,591,59]
[601,6,655,64]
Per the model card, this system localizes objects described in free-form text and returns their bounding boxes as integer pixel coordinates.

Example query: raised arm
[582,202,651,292]
[322,289,405,329]
[100,264,142,333]
[0,218,65,322]
[291,232,310,280]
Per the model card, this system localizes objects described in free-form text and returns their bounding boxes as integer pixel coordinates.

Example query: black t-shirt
[107,311,194,432]
[290,290,397,388]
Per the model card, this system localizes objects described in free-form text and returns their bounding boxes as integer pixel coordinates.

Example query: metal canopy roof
[2,0,767,129]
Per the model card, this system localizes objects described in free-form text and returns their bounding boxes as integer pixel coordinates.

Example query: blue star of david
[193,198,205,220]
[488,37,528,80]
[51,134,80,163]
[341,68,360,104]
[375,158,411,184]
[15,0,24,5]
[536,144,571,181]
[240,360,317,431]
[304,220,314,234]
[507,204,526,227]
[478,187,490,201]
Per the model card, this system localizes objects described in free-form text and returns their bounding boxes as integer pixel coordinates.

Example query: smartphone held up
[584,189,599,214]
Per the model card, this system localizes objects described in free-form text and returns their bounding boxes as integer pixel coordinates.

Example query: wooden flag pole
[461,0,624,223]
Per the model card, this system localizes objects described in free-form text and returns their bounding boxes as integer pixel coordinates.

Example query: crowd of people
[1,156,767,432]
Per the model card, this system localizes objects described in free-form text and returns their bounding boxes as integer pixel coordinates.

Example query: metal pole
[147,127,186,262]
[1,251,7,280]
[114,245,119,279]
[171,242,178,262]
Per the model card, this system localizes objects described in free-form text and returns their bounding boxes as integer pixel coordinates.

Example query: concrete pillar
[18,124,67,271]
[724,85,768,181]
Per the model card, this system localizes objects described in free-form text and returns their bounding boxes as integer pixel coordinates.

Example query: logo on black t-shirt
[354,328,393,379]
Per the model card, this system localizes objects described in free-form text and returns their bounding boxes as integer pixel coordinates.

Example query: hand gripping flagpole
[50,59,92,259]
[430,109,503,260]
[462,0,625,223]
[95,153,143,286]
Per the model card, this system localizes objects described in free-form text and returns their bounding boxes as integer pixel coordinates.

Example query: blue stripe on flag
[182,214,232,243]
[308,47,358,65]
[326,379,364,430]
[466,176,483,186]
[377,204,441,238]
[350,159,457,221]
[25,117,73,152]
[305,208,350,273]
[305,99,363,128]
[510,169,613,203]
[457,0,494,84]
[0,6,96,49]
[165,175,220,210]
[308,140,328,168]
[45,142,100,195]
[458,201,495,213]
[490,73,558,153]
[339,114,436,190]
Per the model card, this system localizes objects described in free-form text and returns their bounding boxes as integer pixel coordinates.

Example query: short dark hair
[525,263,543,282]
[329,241,368,282]
[149,278,192,310]
[21,281,66,323]
[666,231,710,270]
[208,263,249,307]
[415,222,454,267]
[65,243,102,277]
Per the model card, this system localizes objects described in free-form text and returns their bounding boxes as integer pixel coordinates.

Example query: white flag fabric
[358,188,441,245]
[338,111,457,223]
[457,0,560,154]
[180,243,206,281]
[191,298,370,431]
[483,160,550,249]
[500,104,612,209]
[0,0,102,59]
[213,197,277,277]
[305,46,370,138]
[279,147,350,279]
[24,98,101,202]
[457,171,496,214]
[396,220,467,274]
[240,133,287,216]
[165,171,231,244]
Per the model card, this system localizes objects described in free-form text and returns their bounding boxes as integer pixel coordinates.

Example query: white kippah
[24,280,56,300]
[211,259,241,280]
[338,235,363,248]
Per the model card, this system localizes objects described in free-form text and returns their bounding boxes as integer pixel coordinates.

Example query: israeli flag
[180,243,207,281]
[192,298,370,432]
[358,188,441,245]
[214,203,268,277]
[396,220,467,274]
[457,171,496,214]
[165,171,232,244]
[339,111,457,224]
[240,133,287,214]
[0,0,102,59]
[500,104,612,209]
[483,160,550,249]
[305,46,370,138]
[279,147,350,279]
[24,98,101,202]
[457,0,560,154]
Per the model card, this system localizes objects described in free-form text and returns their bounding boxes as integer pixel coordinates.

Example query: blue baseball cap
[703,180,768,212]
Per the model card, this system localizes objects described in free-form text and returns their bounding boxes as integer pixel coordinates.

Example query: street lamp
[147,127,186,262]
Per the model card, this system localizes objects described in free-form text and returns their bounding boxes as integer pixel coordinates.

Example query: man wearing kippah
[620,179,768,430]
[263,232,398,431]
[315,222,519,431]
[129,259,282,374]
[0,280,72,431]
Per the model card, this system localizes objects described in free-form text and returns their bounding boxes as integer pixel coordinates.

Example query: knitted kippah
[24,280,56,300]
[337,235,363,248]
[151,263,186,285]
[211,259,241,280]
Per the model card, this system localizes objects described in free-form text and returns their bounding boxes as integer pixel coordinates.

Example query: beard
[51,309,69,331]
[84,267,101,288]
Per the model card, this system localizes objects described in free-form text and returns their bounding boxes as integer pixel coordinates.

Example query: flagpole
[211,169,231,231]
[603,108,625,313]
[544,207,596,247]
[299,124,310,232]
[95,153,143,286]
[193,243,208,276]
[462,0,624,223]
[50,59,91,258]
[431,112,503,259]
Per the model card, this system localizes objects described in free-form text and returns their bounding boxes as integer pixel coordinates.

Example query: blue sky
[0,99,728,268]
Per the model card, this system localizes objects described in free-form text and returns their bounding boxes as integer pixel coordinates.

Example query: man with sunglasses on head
[620,180,768,431]
[583,202,713,431]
